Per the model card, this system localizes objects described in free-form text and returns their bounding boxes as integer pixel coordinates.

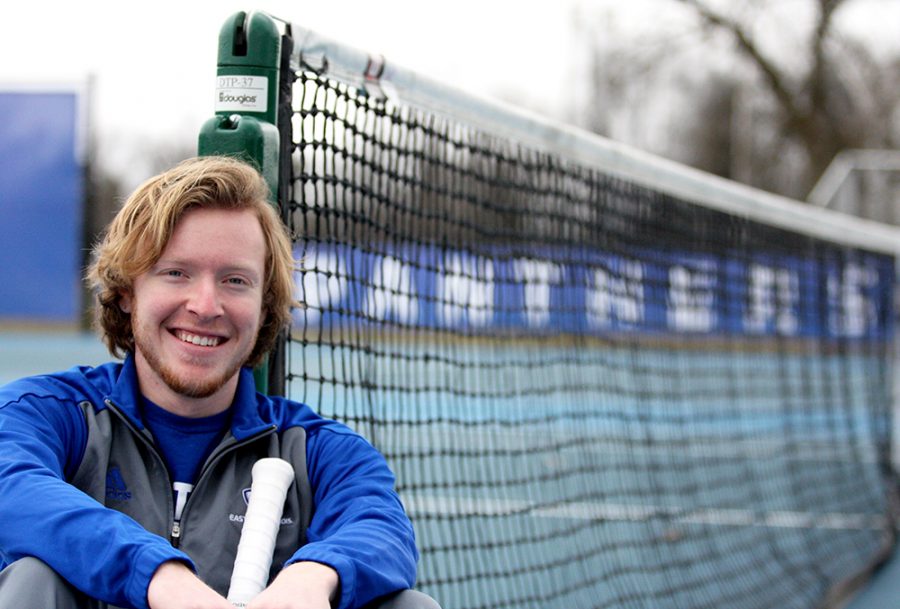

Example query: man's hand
[147,561,232,609]
[246,561,339,609]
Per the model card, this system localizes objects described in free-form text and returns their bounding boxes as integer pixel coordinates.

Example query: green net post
[198,11,285,394]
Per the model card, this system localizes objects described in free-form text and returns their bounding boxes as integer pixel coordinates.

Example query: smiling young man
[0,157,438,609]
[121,205,266,416]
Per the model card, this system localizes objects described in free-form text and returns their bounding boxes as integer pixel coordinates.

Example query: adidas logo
[105,466,132,501]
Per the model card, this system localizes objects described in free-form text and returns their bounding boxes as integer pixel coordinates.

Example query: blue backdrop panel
[0,90,83,322]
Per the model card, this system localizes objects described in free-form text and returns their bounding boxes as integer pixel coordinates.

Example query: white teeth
[176,331,221,347]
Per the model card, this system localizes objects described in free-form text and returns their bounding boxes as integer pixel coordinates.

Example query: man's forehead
[156,207,267,268]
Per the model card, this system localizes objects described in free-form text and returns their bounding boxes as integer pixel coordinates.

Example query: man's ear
[119,291,133,314]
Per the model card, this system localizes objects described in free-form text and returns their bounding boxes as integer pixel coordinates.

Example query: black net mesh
[283,70,896,609]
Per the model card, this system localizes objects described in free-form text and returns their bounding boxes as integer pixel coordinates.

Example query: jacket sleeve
[288,426,418,609]
[0,391,194,609]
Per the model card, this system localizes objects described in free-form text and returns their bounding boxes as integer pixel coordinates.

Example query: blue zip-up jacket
[0,356,417,609]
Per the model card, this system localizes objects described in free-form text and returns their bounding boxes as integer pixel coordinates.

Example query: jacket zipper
[170,481,194,548]
[104,398,178,544]
[103,399,276,548]
[170,521,182,546]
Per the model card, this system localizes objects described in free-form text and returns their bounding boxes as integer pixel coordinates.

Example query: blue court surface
[842,545,900,608]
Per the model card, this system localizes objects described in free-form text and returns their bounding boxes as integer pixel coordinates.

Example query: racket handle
[227,458,295,607]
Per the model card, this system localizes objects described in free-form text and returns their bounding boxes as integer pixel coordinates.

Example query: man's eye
[227,277,248,286]
[165,270,184,278]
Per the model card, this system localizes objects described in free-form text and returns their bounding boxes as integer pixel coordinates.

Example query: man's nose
[186,277,224,320]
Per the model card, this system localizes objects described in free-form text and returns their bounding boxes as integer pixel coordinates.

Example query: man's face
[120,207,266,414]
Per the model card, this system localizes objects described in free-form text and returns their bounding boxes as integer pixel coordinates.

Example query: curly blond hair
[87,156,295,368]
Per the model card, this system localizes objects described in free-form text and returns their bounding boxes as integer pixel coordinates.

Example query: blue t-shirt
[140,397,231,485]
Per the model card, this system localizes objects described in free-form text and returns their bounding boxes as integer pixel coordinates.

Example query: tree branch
[810,0,850,120]
[673,0,808,124]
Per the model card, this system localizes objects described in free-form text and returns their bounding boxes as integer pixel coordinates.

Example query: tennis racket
[227,458,295,607]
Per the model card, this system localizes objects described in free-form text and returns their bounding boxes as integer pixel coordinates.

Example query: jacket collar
[106,355,273,440]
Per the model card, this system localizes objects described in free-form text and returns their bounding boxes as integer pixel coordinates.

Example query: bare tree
[575,0,900,200]
[678,0,896,194]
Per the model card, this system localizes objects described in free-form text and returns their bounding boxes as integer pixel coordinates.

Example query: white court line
[394,430,882,463]
[404,495,889,531]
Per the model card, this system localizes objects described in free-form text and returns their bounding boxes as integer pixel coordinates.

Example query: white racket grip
[227,458,295,607]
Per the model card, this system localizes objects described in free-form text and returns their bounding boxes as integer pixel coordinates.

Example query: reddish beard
[130,309,252,399]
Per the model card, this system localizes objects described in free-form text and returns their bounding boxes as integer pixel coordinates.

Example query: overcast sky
[3,0,582,181]
[2,0,897,185]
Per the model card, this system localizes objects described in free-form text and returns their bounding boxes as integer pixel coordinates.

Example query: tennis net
[272,21,899,609]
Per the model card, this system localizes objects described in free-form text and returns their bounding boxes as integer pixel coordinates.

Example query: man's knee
[366,589,442,609]
[0,556,69,589]
[0,557,95,608]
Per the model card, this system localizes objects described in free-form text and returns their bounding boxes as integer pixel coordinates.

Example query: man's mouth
[174,330,224,347]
